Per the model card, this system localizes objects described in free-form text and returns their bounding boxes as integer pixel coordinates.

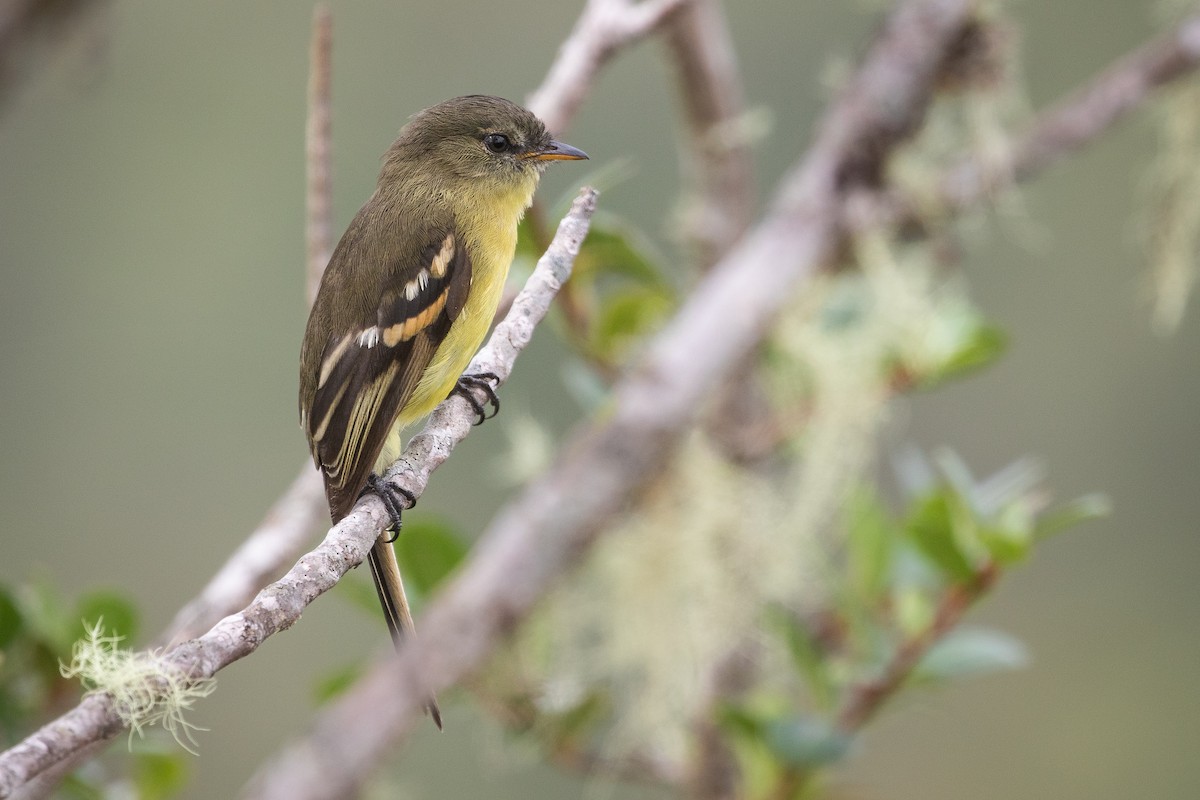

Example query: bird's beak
[528,140,589,161]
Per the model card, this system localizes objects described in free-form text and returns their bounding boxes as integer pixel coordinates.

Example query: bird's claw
[451,372,501,425]
[362,474,416,541]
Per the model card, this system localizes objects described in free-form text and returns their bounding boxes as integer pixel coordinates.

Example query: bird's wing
[303,229,471,519]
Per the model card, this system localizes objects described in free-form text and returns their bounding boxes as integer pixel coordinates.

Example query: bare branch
[0,190,599,800]
[999,12,1200,189]
[305,3,333,303]
[662,0,754,270]
[844,12,1200,235]
[239,5,977,799]
[526,0,692,133]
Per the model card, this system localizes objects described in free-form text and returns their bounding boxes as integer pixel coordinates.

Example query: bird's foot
[362,474,416,542]
[451,372,501,425]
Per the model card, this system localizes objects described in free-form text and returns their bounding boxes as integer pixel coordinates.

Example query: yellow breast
[372,178,536,473]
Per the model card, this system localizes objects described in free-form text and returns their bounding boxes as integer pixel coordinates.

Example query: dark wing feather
[301,225,471,521]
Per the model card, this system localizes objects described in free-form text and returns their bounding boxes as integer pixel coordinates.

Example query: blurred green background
[1,0,1197,798]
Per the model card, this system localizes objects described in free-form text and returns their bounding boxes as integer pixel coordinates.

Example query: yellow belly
[371,181,532,474]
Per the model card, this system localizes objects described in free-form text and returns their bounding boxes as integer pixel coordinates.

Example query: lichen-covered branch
[849,10,1200,231]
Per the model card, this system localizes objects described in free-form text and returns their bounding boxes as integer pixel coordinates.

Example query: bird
[298,95,587,729]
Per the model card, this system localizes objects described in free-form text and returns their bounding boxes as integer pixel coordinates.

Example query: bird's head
[382,95,587,195]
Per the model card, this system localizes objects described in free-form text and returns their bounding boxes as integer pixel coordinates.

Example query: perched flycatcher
[299,95,587,728]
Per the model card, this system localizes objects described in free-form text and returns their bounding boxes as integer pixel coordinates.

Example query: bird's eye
[483,133,511,154]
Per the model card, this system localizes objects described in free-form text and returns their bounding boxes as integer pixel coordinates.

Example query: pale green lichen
[60,620,216,754]
[491,232,983,764]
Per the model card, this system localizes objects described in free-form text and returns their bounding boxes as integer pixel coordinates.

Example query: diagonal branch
[0,189,598,800]
[526,0,692,133]
[835,563,999,732]
[849,10,1200,232]
[962,10,1200,199]
[239,4,979,799]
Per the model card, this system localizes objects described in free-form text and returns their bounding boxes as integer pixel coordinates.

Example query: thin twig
[983,11,1200,195]
[526,0,692,133]
[849,11,1200,231]
[662,0,754,270]
[239,5,977,798]
[0,11,338,799]
[159,5,339,652]
[0,190,599,799]
[835,563,999,732]
[305,3,333,303]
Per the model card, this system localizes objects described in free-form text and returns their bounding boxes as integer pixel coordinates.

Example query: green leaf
[914,626,1028,683]
[134,751,189,800]
[717,704,767,741]
[926,321,1007,385]
[0,586,22,649]
[763,716,852,768]
[978,522,1031,564]
[18,579,76,657]
[313,663,362,704]
[770,610,835,709]
[845,487,894,602]
[76,591,139,642]
[590,286,674,361]
[970,456,1044,516]
[1035,493,1111,541]
[576,218,670,288]
[894,585,935,637]
[718,705,783,797]
[58,774,105,800]
[905,491,978,581]
[393,516,469,597]
[545,690,608,741]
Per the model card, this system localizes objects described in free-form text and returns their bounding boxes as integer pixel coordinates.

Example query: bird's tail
[367,538,443,729]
